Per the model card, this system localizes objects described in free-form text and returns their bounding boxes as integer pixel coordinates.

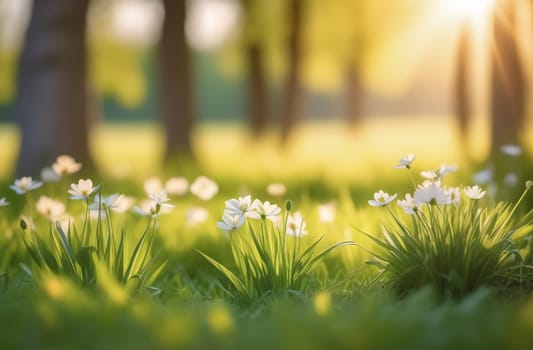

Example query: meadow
[1,118,533,349]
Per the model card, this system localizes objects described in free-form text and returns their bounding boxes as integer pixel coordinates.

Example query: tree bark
[281,0,303,142]
[490,0,525,153]
[14,0,91,177]
[345,63,364,127]
[159,0,194,159]
[247,44,268,136]
[454,22,471,142]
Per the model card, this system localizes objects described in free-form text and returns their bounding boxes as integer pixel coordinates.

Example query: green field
[1,119,533,349]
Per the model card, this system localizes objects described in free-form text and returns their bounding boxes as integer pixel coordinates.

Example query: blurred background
[0,0,532,186]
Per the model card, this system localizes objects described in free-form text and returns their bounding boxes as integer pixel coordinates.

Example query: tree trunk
[14,0,91,177]
[159,0,194,160]
[454,22,471,143]
[281,0,303,142]
[490,0,525,154]
[345,63,364,127]
[247,44,268,136]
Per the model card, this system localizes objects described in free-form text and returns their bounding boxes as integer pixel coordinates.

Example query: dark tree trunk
[15,0,91,177]
[281,0,303,142]
[454,22,471,142]
[490,0,525,153]
[159,0,194,159]
[247,44,268,136]
[345,63,364,127]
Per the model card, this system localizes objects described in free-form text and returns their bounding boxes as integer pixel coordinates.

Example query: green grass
[1,120,533,349]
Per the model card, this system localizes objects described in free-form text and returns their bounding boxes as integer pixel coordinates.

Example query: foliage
[200,200,353,302]
[18,190,165,292]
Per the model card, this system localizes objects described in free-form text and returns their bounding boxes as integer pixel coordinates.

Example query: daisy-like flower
[165,177,189,196]
[317,202,336,223]
[52,155,81,176]
[148,190,175,214]
[224,195,260,219]
[286,211,308,237]
[89,194,122,212]
[251,199,281,222]
[36,196,66,221]
[134,199,157,217]
[464,185,486,200]
[217,213,245,231]
[438,164,458,177]
[68,179,99,200]
[190,176,219,200]
[266,183,287,197]
[112,195,135,213]
[368,190,397,207]
[501,144,522,157]
[0,197,9,207]
[445,187,461,205]
[413,182,450,205]
[144,177,163,195]
[186,207,209,226]
[41,167,61,183]
[11,177,43,195]
[397,194,420,215]
[395,153,415,169]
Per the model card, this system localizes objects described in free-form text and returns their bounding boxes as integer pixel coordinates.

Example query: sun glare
[446,0,496,21]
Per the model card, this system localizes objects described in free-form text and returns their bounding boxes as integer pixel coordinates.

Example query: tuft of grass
[200,202,354,302]
[18,189,165,292]
[365,191,533,298]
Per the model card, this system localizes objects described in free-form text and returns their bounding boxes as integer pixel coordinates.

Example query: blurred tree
[241,0,269,137]
[490,0,525,154]
[14,0,92,176]
[281,0,304,142]
[159,0,194,159]
[454,22,471,147]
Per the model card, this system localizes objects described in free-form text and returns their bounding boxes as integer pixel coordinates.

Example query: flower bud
[285,200,292,212]
[526,180,533,190]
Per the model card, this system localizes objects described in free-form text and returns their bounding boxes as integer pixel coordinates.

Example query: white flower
[286,211,308,237]
[112,195,135,213]
[251,199,281,222]
[11,177,43,195]
[266,183,287,197]
[421,164,457,182]
[36,196,66,221]
[438,164,458,177]
[134,199,157,217]
[445,187,461,205]
[144,177,163,195]
[421,170,439,181]
[0,197,9,207]
[68,179,99,200]
[41,167,61,183]
[224,195,260,219]
[368,190,397,207]
[217,213,245,231]
[89,194,122,212]
[165,177,189,196]
[186,207,209,226]
[190,176,218,200]
[413,182,450,205]
[317,202,336,223]
[396,194,420,215]
[504,173,519,187]
[473,168,493,185]
[464,185,486,200]
[501,144,522,157]
[395,153,415,169]
[52,155,81,176]
[148,190,175,214]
